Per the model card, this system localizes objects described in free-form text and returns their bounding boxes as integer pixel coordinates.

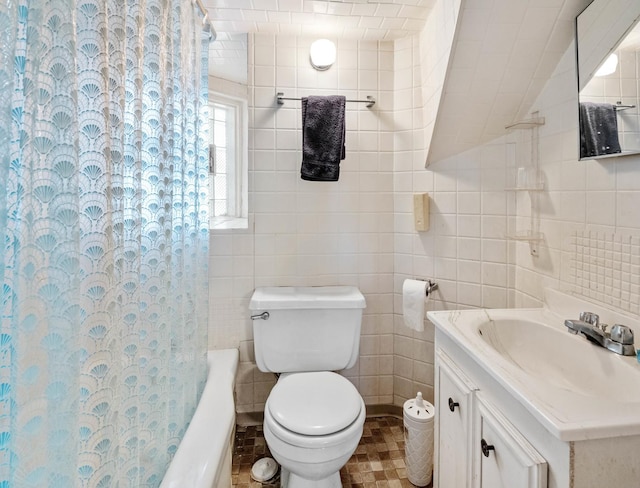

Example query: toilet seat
[264,393,366,451]
[267,371,362,436]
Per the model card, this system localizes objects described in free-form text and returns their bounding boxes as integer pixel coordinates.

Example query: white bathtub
[160,348,239,488]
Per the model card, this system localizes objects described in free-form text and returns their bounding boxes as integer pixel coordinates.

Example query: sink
[478,318,640,403]
[428,288,640,441]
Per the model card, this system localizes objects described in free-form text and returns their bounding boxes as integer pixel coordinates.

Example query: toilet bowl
[263,372,366,487]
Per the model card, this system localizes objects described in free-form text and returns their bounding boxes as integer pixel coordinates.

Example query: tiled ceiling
[205,0,437,40]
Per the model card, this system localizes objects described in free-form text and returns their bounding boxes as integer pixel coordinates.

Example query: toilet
[249,286,367,488]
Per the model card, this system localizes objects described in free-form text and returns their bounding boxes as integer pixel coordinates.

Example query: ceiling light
[595,53,618,77]
[309,39,336,71]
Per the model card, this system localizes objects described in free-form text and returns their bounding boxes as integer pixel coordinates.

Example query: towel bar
[276,92,375,108]
[614,102,636,111]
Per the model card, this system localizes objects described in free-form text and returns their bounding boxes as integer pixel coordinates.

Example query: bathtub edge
[160,348,239,488]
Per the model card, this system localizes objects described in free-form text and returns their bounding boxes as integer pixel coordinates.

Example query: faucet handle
[580,312,600,328]
[610,324,634,345]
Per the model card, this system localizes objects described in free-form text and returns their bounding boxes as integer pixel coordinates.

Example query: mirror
[208,33,249,229]
[576,0,640,160]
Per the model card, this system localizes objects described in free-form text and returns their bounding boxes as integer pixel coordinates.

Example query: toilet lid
[267,372,362,436]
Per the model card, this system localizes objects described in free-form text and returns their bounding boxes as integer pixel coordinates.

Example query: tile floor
[231,416,432,487]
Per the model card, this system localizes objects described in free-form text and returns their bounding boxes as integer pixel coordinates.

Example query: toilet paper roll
[403,279,428,332]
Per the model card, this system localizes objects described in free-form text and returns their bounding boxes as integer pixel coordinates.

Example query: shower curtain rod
[276,92,376,108]
[194,0,217,41]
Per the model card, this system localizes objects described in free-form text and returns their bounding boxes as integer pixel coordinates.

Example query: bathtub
[160,348,239,488]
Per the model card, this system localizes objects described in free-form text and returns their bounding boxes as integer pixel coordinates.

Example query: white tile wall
[569,231,640,314]
[208,11,640,419]
[389,1,639,407]
[210,34,396,413]
[513,43,640,313]
[209,33,248,84]
[391,22,515,407]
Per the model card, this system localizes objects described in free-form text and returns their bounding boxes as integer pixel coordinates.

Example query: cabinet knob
[448,397,459,412]
[481,438,495,458]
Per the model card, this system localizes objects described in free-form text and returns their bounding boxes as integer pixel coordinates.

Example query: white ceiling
[205,0,437,41]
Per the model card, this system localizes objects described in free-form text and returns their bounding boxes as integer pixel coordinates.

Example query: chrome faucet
[564,312,636,356]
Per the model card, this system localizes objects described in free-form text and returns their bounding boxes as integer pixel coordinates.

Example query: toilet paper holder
[416,279,438,296]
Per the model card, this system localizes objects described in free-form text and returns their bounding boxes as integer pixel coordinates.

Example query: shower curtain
[0,0,210,485]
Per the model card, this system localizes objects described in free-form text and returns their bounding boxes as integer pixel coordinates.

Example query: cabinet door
[435,350,477,488]
[476,394,547,488]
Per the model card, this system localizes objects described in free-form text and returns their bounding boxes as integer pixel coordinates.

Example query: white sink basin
[478,318,640,403]
[428,288,640,441]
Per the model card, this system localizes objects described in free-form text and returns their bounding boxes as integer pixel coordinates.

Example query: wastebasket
[403,392,434,487]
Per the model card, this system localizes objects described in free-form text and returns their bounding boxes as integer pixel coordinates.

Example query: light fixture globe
[595,53,618,77]
[309,39,336,71]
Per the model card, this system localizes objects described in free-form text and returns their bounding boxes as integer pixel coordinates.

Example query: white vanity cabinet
[435,350,547,488]
[430,294,640,488]
[434,351,477,488]
[475,394,547,488]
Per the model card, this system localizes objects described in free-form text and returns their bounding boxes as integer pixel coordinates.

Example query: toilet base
[281,467,342,488]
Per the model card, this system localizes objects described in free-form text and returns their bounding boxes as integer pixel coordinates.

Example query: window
[209,93,247,229]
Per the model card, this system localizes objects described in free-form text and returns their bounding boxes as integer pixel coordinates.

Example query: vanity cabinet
[430,296,640,488]
[435,351,477,488]
[435,350,547,488]
[475,394,547,488]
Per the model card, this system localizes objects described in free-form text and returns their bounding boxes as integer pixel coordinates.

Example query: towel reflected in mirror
[579,102,622,158]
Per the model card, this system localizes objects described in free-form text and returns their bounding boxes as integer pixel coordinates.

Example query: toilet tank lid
[250,286,366,310]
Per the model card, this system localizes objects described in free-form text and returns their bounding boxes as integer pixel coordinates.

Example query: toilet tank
[249,286,366,373]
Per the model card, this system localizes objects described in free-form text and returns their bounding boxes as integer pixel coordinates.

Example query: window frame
[208,91,248,230]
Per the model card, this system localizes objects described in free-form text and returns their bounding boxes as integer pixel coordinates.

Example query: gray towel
[301,95,346,181]
[579,102,621,158]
